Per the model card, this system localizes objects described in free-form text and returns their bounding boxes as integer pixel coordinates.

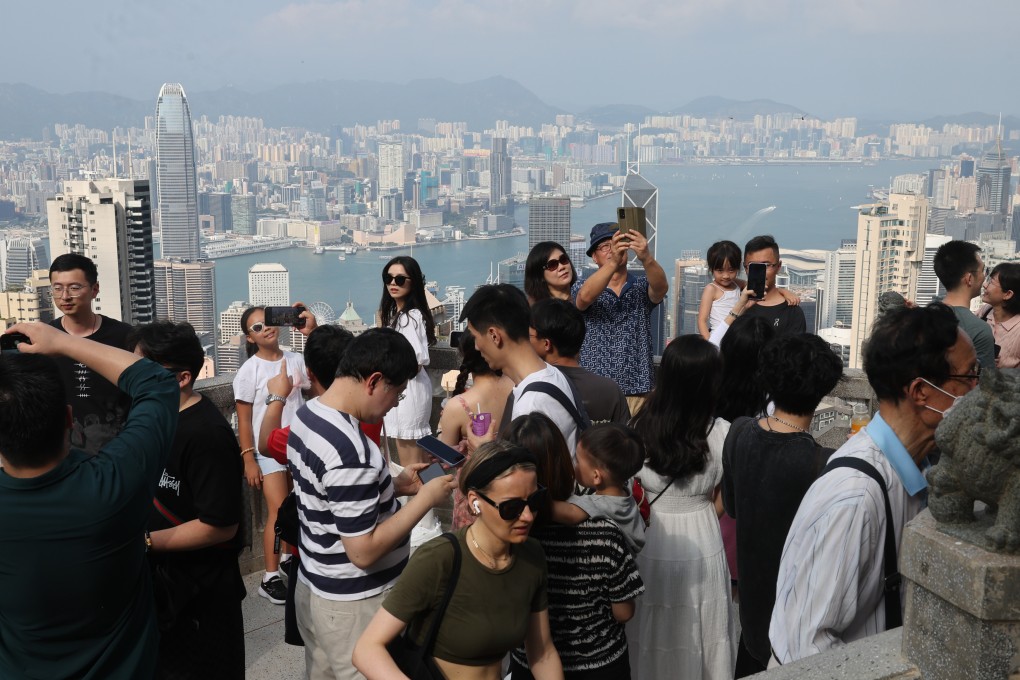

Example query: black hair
[336,327,418,384]
[758,333,843,416]
[707,240,742,271]
[0,353,67,467]
[578,423,645,486]
[504,413,573,526]
[990,262,1020,315]
[126,321,204,387]
[49,253,98,285]
[379,256,436,346]
[715,315,775,421]
[744,234,780,264]
[933,241,982,289]
[453,332,498,396]
[864,302,960,403]
[459,284,530,343]
[631,335,721,480]
[240,305,265,358]
[305,325,355,388]
[530,298,585,358]
[524,241,577,303]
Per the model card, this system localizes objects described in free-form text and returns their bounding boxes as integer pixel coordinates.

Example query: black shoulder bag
[821,457,902,630]
[386,533,462,679]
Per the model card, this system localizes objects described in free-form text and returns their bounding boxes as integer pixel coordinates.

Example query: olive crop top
[382,527,548,666]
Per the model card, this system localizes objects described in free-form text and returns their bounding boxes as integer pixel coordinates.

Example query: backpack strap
[518,381,588,432]
[822,457,902,630]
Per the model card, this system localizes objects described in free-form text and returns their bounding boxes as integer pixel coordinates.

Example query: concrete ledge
[748,630,919,680]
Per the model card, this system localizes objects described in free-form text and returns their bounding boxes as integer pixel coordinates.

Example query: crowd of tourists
[0,219,1003,679]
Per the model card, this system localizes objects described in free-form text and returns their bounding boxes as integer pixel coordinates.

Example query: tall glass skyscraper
[155,83,200,259]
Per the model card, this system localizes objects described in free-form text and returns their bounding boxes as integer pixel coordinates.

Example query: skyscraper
[622,170,666,353]
[976,145,1011,216]
[915,234,952,307]
[154,258,216,347]
[849,193,929,368]
[818,240,856,329]
[231,194,257,235]
[378,141,404,200]
[46,179,155,323]
[155,83,200,259]
[1,236,47,290]
[490,138,512,215]
[248,263,290,306]
[528,196,571,251]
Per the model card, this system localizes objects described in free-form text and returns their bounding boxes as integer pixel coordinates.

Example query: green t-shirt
[0,360,179,679]
[383,527,548,666]
[952,305,996,368]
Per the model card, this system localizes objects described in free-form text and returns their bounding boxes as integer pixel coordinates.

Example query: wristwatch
[265,394,287,406]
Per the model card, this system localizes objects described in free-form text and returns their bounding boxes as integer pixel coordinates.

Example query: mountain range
[0,78,1013,140]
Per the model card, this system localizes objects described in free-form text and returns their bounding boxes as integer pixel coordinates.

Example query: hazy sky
[5,0,1017,119]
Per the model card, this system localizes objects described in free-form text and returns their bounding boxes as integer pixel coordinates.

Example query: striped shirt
[769,418,925,663]
[288,397,407,600]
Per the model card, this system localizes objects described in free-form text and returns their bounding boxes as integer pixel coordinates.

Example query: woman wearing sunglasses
[232,305,310,604]
[525,242,577,305]
[353,441,563,680]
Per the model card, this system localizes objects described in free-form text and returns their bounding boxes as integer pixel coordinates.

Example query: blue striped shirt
[288,398,407,601]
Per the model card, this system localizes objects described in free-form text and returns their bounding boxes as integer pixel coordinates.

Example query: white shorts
[256,452,288,476]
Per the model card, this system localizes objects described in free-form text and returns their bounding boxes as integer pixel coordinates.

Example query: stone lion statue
[929,368,1020,553]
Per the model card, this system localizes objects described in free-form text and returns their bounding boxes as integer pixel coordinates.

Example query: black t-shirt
[742,301,806,336]
[721,417,831,665]
[49,315,133,454]
[149,395,244,565]
[558,365,631,426]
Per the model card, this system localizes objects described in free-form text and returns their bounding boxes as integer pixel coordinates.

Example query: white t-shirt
[512,363,580,456]
[232,351,310,457]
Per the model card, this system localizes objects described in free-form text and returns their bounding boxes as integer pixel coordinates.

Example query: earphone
[472,500,481,513]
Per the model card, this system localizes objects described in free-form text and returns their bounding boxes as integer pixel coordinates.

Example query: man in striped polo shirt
[287,328,456,680]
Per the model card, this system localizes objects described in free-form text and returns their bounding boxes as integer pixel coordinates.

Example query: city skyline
[1,1,1018,120]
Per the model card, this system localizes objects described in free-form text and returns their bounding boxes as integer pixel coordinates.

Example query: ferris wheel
[306,301,336,326]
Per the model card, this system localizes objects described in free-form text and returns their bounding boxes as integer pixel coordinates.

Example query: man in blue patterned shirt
[573,221,668,413]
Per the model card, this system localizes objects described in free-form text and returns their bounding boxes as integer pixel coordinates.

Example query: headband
[464,447,537,490]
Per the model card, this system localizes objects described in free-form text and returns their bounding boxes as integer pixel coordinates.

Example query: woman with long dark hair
[628,335,736,680]
[524,241,577,304]
[715,315,775,422]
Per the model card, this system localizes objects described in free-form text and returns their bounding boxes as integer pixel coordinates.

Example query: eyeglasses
[746,262,779,270]
[383,273,410,287]
[595,241,613,254]
[544,254,571,271]
[248,322,269,334]
[947,365,981,384]
[52,284,89,298]
[473,485,547,521]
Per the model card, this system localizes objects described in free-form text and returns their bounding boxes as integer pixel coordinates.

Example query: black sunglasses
[383,273,410,286]
[544,254,571,271]
[473,485,547,521]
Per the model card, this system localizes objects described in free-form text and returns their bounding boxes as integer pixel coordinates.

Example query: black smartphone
[747,263,767,300]
[417,435,467,467]
[616,206,646,239]
[419,462,451,484]
[1,332,29,353]
[264,305,307,329]
[450,330,464,349]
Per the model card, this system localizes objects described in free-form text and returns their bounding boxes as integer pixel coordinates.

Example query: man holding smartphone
[710,235,806,344]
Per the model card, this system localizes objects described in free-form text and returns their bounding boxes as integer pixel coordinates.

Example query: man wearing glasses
[48,253,132,454]
[770,303,977,665]
[737,234,806,335]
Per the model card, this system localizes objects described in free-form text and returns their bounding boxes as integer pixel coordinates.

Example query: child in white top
[699,240,799,338]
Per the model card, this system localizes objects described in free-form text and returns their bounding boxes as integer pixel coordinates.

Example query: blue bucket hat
[586,222,619,257]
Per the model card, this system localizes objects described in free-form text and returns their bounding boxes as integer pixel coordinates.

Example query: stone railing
[195,347,875,575]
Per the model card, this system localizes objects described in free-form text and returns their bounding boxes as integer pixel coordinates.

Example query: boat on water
[338,255,346,261]
[314,246,325,254]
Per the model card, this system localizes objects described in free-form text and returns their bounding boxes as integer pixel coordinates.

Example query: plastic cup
[471,412,492,436]
[850,403,871,434]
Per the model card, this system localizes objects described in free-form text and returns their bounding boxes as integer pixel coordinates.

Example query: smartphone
[419,462,451,484]
[417,435,467,467]
[1,332,29,353]
[747,263,767,300]
[264,305,307,329]
[450,330,464,349]
[616,206,646,239]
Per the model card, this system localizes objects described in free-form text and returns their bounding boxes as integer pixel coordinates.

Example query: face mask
[920,378,961,418]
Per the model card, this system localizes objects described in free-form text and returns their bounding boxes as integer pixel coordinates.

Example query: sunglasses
[544,254,571,271]
[248,322,269,334]
[383,273,410,287]
[473,485,547,521]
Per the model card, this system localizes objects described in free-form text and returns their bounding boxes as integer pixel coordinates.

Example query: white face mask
[920,378,961,418]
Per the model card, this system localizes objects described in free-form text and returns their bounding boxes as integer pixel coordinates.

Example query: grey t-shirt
[951,306,996,368]
[569,493,646,553]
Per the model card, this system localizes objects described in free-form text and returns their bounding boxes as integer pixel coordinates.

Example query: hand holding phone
[746,263,767,300]
[264,305,307,329]
[417,435,467,467]
[419,462,451,484]
[0,332,29,353]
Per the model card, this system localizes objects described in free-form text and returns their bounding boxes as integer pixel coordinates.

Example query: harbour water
[213,159,935,323]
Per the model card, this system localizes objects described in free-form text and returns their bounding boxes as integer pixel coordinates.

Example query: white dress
[382,308,433,439]
[708,283,739,332]
[628,417,737,680]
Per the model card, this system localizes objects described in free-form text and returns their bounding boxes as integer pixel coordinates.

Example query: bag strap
[518,381,587,432]
[418,533,463,655]
[822,457,902,630]
[647,477,676,508]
